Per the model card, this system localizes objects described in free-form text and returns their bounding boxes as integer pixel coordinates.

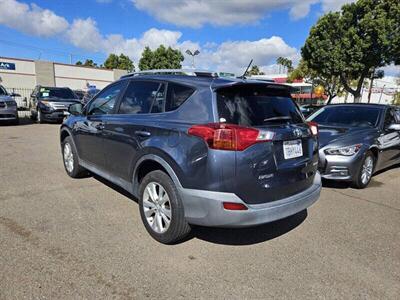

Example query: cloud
[0,0,69,37]
[0,0,309,74]
[132,0,354,27]
[193,37,298,74]
[321,0,356,12]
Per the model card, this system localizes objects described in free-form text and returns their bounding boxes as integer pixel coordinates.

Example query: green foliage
[139,45,184,70]
[288,59,344,104]
[393,92,400,106]
[302,0,400,101]
[245,65,265,76]
[75,59,97,67]
[104,54,135,72]
[276,57,293,72]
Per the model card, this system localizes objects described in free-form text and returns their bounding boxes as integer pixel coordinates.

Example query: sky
[0,0,397,76]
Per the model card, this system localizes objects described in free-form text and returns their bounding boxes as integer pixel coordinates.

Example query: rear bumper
[179,172,321,227]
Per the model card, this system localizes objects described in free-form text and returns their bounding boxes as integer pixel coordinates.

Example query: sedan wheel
[361,156,373,185]
[63,142,74,173]
[353,151,375,189]
[142,182,172,234]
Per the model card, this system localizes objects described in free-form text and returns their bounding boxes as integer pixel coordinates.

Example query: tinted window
[165,83,194,112]
[87,83,124,115]
[0,86,7,96]
[118,81,165,114]
[383,108,397,128]
[38,87,77,100]
[309,106,380,127]
[217,85,303,126]
[394,109,400,123]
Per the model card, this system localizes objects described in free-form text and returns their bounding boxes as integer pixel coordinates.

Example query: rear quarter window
[165,83,195,112]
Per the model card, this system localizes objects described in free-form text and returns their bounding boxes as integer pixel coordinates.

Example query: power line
[0,38,106,63]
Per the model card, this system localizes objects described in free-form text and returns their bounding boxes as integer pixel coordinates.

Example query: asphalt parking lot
[1,120,399,299]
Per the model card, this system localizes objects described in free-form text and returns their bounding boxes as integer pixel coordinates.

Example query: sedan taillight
[188,123,274,151]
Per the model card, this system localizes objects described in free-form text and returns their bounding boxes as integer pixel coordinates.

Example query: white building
[0,56,127,91]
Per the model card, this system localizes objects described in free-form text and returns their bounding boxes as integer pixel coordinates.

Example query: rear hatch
[216,83,318,204]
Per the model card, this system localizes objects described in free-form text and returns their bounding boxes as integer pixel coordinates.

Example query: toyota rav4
[60,70,321,244]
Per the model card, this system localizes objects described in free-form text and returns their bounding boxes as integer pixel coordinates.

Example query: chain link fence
[5,87,34,118]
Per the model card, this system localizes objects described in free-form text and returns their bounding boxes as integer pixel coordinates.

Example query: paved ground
[1,120,399,299]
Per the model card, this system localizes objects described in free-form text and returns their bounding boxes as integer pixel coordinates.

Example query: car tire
[61,136,87,178]
[353,151,375,189]
[13,116,19,125]
[37,109,44,124]
[138,170,191,244]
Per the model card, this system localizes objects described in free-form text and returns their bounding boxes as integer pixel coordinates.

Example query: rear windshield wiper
[263,116,292,122]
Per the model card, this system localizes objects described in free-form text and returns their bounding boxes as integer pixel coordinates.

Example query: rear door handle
[135,130,151,137]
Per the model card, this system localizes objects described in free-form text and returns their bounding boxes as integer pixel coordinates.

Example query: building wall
[0,57,36,88]
[0,56,128,91]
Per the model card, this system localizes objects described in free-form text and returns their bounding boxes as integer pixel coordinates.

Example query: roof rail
[120,69,218,79]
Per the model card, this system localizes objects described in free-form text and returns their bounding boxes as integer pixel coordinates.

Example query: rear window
[216,85,303,126]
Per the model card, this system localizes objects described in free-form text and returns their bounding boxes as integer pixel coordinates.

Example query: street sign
[0,62,16,70]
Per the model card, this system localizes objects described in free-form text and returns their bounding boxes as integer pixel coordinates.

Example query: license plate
[283,139,303,159]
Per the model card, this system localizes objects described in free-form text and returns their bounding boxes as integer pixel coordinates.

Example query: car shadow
[0,117,35,126]
[93,175,138,203]
[189,210,308,246]
[93,175,307,246]
[92,174,308,245]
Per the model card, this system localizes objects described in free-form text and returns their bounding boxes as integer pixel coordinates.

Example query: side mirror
[388,123,400,131]
[68,103,83,116]
[10,92,21,97]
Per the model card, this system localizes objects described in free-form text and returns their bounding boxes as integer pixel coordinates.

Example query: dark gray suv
[60,70,321,243]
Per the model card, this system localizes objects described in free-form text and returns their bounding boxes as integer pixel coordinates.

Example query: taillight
[188,123,274,151]
[223,202,248,211]
[307,121,318,137]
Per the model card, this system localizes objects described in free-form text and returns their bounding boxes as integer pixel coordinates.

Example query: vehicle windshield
[0,86,7,96]
[38,88,77,100]
[308,106,381,127]
[217,85,303,126]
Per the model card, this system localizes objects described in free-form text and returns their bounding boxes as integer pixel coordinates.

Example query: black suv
[30,86,80,123]
[61,70,321,244]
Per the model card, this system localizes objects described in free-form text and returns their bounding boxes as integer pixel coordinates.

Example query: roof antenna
[239,59,253,79]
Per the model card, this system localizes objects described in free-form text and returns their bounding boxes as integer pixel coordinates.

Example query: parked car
[300,104,324,118]
[81,88,100,105]
[0,85,19,124]
[73,90,85,100]
[30,86,81,123]
[60,70,321,244]
[307,104,400,188]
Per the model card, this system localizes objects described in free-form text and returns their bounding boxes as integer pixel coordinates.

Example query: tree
[288,59,345,104]
[118,54,134,72]
[139,45,184,70]
[276,57,293,73]
[75,61,83,66]
[104,54,135,72]
[302,0,400,102]
[245,65,265,76]
[83,59,97,67]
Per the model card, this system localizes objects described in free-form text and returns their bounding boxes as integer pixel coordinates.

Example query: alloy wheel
[142,182,172,234]
[361,156,373,185]
[63,143,74,173]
